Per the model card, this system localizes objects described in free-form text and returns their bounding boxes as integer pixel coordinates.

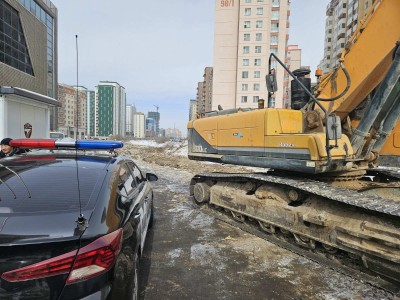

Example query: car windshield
[0,158,107,214]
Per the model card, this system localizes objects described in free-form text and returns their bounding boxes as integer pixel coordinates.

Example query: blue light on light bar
[75,140,124,150]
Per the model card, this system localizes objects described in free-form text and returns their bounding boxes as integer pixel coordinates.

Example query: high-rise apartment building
[133,112,145,138]
[147,111,160,136]
[145,118,156,138]
[74,86,94,137]
[189,99,198,121]
[96,81,126,138]
[126,104,136,136]
[1,0,59,130]
[212,0,290,110]
[320,0,376,73]
[196,67,213,116]
[285,45,302,107]
[57,83,86,138]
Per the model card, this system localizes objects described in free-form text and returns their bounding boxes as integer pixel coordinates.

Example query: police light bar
[9,139,123,150]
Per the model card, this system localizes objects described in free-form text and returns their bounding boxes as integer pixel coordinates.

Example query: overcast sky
[51,0,329,134]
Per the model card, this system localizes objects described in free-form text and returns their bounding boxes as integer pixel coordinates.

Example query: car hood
[0,209,93,245]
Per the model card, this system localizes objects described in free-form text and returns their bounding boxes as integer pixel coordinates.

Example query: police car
[0,139,158,299]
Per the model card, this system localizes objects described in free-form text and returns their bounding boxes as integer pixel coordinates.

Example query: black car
[0,139,158,299]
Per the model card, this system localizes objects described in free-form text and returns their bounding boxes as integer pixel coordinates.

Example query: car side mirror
[146,173,158,182]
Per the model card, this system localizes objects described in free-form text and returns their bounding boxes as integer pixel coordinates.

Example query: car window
[117,163,135,198]
[127,161,144,185]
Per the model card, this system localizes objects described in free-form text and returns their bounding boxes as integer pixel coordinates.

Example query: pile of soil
[120,142,251,175]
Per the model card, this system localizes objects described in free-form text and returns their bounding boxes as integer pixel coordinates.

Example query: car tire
[108,247,140,300]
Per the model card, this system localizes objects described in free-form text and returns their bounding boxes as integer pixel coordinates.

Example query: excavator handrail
[267,53,332,162]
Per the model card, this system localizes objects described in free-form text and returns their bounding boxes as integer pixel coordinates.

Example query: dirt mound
[120,142,251,174]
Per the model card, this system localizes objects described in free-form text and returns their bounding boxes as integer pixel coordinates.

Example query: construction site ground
[120,140,395,300]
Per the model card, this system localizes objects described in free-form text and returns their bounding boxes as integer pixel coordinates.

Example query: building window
[245,8,251,16]
[256,20,263,28]
[254,83,260,91]
[270,35,278,45]
[243,59,249,66]
[241,96,248,103]
[242,84,248,91]
[272,10,280,20]
[242,71,249,78]
[272,0,280,7]
[253,96,260,103]
[271,23,279,32]
[244,21,251,28]
[245,0,251,2]
[254,59,261,66]
[257,0,264,2]
[256,7,263,15]
[243,46,250,54]
[244,33,250,41]
[268,97,275,108]
[0,1,34,75]
[254,71,260,78]
[255,46,262,53]
[256,33,262,41]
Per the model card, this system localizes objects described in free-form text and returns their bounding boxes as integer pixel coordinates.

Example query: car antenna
[75,34,87,231]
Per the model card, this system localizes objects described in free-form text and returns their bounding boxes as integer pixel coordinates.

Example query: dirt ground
[120,141,251,175]
[121,140,396,299]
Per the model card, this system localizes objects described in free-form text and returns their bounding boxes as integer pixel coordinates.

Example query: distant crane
[154,105,159,112]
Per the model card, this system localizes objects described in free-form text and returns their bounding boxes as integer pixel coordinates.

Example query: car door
[117,162,142,227]
[126,161,150,247]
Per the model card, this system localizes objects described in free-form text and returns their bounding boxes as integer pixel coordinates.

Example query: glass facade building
[16,0,56,98]
[0,0,58,130]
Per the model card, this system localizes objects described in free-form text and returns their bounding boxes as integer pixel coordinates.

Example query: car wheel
[108,247,140,300]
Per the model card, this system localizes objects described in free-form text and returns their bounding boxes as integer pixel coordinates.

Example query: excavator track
[192,172,400,216]
[198,202,399,296]
[189,172,400,292]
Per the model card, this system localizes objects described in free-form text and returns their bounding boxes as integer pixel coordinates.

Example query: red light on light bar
[10,139,56,149]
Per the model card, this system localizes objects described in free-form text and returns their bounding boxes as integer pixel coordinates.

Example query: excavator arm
[313,0,400,161]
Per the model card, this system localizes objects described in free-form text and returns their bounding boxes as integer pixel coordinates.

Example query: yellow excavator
[188,0,400,286]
